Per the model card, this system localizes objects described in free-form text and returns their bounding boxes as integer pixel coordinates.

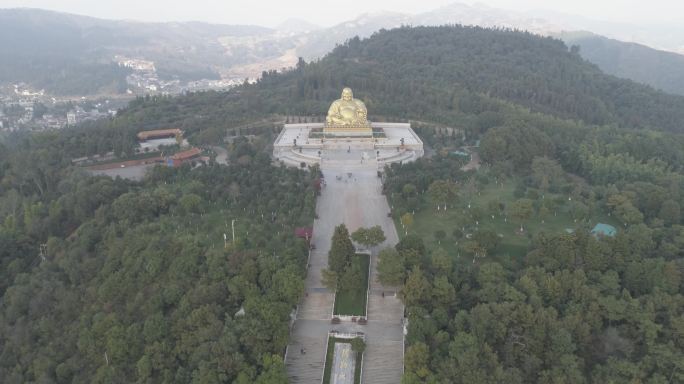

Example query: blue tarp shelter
[592,223,616,237]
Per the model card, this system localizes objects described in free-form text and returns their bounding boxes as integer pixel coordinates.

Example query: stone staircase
[297,291,334,320]
[377,149,416,165]
[286,158,407,384]
[367,293,404,323]
[286,333,328,384]
[362,340,404,383]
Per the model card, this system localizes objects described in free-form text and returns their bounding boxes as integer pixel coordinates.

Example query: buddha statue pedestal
[323,124,373,137]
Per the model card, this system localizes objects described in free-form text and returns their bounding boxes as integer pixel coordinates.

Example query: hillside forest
[0,25,683,383]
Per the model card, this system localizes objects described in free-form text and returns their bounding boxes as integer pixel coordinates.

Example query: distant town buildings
[66,106,113,126]
[13,84,45,97]
[0,98,115,132]
[116,55,243,96]
[116,56,156,72]
[1,54,243,133]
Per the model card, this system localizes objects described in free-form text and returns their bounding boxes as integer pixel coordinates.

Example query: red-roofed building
[167,147,202,167]
[137,129,182,141]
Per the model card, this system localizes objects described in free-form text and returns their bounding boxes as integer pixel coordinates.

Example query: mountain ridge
[4,6,684,96]
[558,31,684,96]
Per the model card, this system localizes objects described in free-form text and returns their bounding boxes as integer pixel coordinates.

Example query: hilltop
[34,25,684,167]
[142,25,684,137]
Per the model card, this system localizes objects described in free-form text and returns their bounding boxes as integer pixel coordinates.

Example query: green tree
[659,199,680,225]
[400,267,431,307]
[568,200,589,222]
[272,267,305,303]
[432,275,456,307]
[487,200,503,218]
[462,240,486,260]
[434,229,446,244]
[531,156,564,193]
[351,337,366,353]
[615,202,644,225]
[377,248,406,285]
[328,224,355,274]
[401,213,414,235]
[509,198,534,232]
[254,354,289,384]
[608,194,644,225]
[430,248,452,275]
[428,179,458,210]
[402,183,417,198]
[472,230,500,257]
[351,225,386,249]
[404,342,431,379]
[179,193,202,214]
[321,268,338,291]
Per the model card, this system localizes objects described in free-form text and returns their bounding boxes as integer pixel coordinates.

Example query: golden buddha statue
[325,87,370,128]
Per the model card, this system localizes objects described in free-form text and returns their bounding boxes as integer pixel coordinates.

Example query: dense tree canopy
[384,147,684,383]
[0,137,316,383]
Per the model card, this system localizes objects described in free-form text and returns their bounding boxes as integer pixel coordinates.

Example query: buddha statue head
[341,87,353,101]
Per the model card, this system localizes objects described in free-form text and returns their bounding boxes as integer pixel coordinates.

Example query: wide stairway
[296,291,333,320]
[362,340,404,383]
[366,292,403,323]
[286,333,328,384]
[286,162,405,383]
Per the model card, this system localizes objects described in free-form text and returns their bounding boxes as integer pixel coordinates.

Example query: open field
[333,254,370,316]
[397,179,621,265]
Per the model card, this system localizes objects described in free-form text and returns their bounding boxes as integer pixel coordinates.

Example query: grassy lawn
[322,337,363,384]
[397,179,621,266]
[333,254,370,316]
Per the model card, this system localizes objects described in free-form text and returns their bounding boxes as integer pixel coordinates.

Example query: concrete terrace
[273,123,424,168]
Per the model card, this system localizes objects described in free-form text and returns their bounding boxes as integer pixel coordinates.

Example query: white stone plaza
[273,122,424,168]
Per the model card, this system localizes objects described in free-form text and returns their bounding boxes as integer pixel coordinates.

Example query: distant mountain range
[2,5,684,96]
[0,8,275,95]
[558,32,684,97]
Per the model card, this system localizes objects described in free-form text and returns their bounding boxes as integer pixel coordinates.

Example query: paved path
[210,146,229,165]
[461,147,481,171]
[87,164,154,181]
[285,151,405,384]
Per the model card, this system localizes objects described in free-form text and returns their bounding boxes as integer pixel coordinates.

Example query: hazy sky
[0,0,681,27]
